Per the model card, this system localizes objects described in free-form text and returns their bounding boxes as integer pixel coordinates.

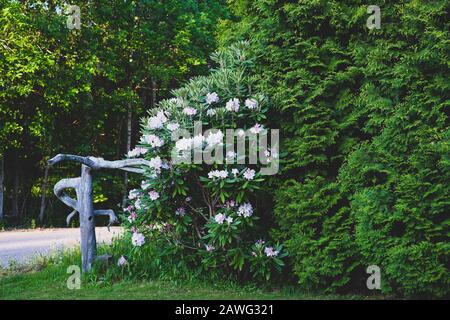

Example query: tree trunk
[151,79,157,108]
[12,159,19,219]
[78,165,96,272]
[38,165,49,223]
[122,104,132,207]
[0,155,4,221]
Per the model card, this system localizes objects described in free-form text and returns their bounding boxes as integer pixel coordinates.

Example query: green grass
[0,260,374,300]
[0,266,370,300]
[0,246,378,300]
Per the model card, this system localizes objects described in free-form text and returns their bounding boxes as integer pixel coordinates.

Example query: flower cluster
[208,170,228,179]
[237,202,253,217]
[214,213,233,224]
[127,147,148,158]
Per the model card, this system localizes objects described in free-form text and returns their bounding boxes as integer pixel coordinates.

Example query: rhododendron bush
[121,42,286,281]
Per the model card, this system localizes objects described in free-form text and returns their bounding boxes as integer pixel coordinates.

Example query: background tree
[0,0,228,226]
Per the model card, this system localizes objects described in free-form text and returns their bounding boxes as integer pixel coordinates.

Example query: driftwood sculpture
[48,154,149,272]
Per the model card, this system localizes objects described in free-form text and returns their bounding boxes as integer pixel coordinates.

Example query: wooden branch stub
[48,154,150,173]
[48,154,144,272]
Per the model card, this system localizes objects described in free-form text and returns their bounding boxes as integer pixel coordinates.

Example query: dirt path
[0,227,123,268]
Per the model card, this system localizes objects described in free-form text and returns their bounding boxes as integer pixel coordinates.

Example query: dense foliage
[219,0,449,297]
[0,0,228,225]
[121,42,286,282]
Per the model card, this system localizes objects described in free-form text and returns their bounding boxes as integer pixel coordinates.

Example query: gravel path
[0,227,123,268]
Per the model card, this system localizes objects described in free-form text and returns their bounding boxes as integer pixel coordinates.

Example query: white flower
[148,190,159,201]
[131,232,145,247]
[208,170,228,179]
[249,123,263,134]
[206,92,219,104]
[134,198,142,210]
[192,134,205,149]
[147,111,168,129]
[206,109,217,116]
[117,256,128,266]
[141,134,164,148]
[226,151,236,159]
[237,202,253,217]
[183,107,197,116]
[225,98,240,112]
[226,216,234,224]
[166,122,180,132]
[205,244,215,252]
[128,189,139,200]
[231,168,239,177]
[214,213,226,224]
[127,147,148,158]
[205,130,223,147]
[149,156,163,173]
[243,168,256,180]
[175,137,193,151]
[245,98,258,110]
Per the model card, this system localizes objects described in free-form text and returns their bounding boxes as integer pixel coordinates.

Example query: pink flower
[223,200,236,208]
[249,123,263,134]
[243,168,256,180]
[127,212,137,223]
[264,246,279,257]
[205,244,215,252]
[148,190,159,201]
[226,216,233,224]
[214,213,226,224]
[175,207,186,216]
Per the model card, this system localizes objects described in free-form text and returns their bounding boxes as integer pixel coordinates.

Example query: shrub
[119,42,286,282]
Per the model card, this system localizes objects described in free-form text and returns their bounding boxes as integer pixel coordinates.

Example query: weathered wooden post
[48,154,149,272]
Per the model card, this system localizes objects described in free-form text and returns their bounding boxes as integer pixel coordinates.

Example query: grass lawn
[0,264,373,300]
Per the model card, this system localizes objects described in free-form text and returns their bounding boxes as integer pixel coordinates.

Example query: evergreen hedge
[220,0,449,297]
